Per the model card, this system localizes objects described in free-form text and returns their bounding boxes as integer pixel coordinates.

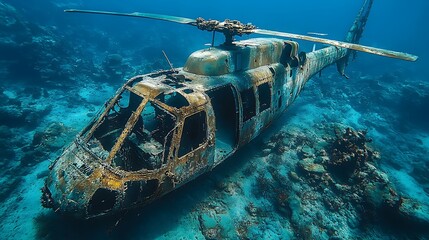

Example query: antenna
[162,50,175,72]
[211,31,216,47]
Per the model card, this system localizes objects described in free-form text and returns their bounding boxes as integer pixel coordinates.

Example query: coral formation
[254,125,429,239]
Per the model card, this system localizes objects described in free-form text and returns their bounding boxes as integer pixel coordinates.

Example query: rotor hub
[195,17,256,45]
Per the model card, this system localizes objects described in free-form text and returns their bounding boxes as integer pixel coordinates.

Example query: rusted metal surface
[183,38,283,76]
[42,37,349,218]
[43,0,418,219]
[105,98,149,165]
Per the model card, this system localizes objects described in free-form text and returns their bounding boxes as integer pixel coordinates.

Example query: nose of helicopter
[41,141,119,218]
[42,170,87,218]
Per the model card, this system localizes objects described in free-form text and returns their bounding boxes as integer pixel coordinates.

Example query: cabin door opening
[206,84,239,162]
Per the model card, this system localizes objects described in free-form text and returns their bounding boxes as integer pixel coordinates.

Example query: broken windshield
[87,89,176,171]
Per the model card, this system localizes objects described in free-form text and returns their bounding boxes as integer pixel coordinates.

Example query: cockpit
[85,89,176,172]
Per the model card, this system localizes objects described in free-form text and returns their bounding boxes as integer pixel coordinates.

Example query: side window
[258,82,271,112]
[178,111,207,157]
[241,88,256,121]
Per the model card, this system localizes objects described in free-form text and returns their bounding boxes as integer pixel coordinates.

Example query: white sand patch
[0,161,51,239]
[289,103,324,127]
[384,166,429,203]
[342,105,362,129]
[78,83,115,105]
[45,103,94,129]
[43,82,115,129]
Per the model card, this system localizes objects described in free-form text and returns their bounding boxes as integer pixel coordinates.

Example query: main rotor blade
[64,9,418,62]
[253,29,418,62]
[64,9,197,25]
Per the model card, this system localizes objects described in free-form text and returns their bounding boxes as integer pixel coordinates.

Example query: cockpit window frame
[82,85,180,173]
[104,96,149,165]
[80,76,143,142]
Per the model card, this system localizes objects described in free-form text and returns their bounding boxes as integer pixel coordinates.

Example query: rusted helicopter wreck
[42,0,417,218]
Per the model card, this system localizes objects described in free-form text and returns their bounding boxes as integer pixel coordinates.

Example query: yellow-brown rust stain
[83,168,123,191]
[102,175,123,190]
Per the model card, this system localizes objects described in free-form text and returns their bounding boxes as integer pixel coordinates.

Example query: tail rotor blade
[253,29,418,62]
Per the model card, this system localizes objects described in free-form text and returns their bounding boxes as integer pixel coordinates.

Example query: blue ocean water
[0,0,428,239]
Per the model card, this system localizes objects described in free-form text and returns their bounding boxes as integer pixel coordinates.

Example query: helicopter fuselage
[41,0,420,219]
[42,38,348,218]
